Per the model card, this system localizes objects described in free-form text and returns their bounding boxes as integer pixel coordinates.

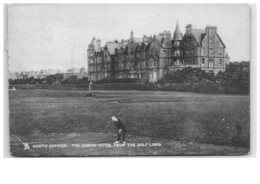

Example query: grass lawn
[9,89,250,156]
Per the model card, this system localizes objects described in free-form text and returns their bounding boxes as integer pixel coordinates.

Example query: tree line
[9,73,89,85]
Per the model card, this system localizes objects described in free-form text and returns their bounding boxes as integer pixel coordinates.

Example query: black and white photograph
[5,4,251,157]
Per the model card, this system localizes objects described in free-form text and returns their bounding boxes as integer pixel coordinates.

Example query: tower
[158,31,172,79]
[129,30,135,44]
[130,30,134,40]
[87,37,96,81]
[173,21,183,66]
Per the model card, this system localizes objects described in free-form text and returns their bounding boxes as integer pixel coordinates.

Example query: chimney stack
[206,25,217,35]
[185,24,192,34]
[96,39,101,51]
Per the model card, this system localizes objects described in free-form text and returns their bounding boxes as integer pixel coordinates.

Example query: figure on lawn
[108,116,126,144]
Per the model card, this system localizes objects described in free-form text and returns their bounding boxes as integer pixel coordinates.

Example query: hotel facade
[87,22,230,82]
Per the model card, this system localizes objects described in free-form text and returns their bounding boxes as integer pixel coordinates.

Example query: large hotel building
[87,22,230,82]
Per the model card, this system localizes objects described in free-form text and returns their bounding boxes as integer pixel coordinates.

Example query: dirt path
[9,132,248,157]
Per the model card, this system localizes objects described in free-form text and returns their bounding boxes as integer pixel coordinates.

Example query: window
[176,59,180,65]
[219,59,222,66]
[201,48,206,55]
[175,51,180,57]
[209,48,213,55]
[202,58,205,67]
[194,58,198,65]
[209,59,214,67]
[219,48,222,55]
[149,59,154,67]
[143,62,146,68]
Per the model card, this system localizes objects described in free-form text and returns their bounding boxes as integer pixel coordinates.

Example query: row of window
[201,58,223,67]
[90,58,224,72]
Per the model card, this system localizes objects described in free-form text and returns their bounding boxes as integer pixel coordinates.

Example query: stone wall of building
[87,23,230,82]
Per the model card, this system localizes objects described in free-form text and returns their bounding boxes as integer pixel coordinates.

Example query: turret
[96,39,101,51]
[88,37,95,56]
[87,37,96,81]
[173,21,183,41]
[173,22,183,66]
[90,37,96,46]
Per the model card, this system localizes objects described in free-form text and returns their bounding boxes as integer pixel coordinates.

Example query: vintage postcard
[6,4,250,156]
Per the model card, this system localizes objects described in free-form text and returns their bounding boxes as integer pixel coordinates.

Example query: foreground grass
[9,89,250,155]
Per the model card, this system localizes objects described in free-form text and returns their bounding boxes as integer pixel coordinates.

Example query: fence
[10,82,249,94]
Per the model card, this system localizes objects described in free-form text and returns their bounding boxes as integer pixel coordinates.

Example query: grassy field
[9,89,250,156]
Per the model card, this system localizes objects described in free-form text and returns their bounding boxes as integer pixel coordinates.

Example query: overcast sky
[6,4,250,72]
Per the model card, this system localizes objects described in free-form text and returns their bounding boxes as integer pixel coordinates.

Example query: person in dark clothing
[109,116,126,144]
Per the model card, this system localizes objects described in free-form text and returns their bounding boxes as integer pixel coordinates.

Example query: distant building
[76,67,88,79]
[63,67,88,79]
[88,22,230,82]
[63,72,74,79]
[35,74,46,79]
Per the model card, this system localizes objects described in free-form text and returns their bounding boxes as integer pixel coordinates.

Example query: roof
[155,35,163,44]
[116,43,127,50]
[225,52,230,59]
[185,27,226,48]
[106,42,120,55]
[192,29,205,45]
[173,22,183,40]
[134,37,143,43]
[122,39,128,45]
[105,41,128,55]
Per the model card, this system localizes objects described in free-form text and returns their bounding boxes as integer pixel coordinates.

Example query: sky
[6,4,250,72]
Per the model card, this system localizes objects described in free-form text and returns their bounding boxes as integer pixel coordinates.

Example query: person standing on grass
[108,116,126,144]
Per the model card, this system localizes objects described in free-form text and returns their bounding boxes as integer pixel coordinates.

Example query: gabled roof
[105,42,120,55]
[225,52,230,59]
[185,28,226,48]
[116,43,127,50]
[105,41,129,55]
[216,34,226,48]
[155,35,163,45]
[192,29,205,45]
